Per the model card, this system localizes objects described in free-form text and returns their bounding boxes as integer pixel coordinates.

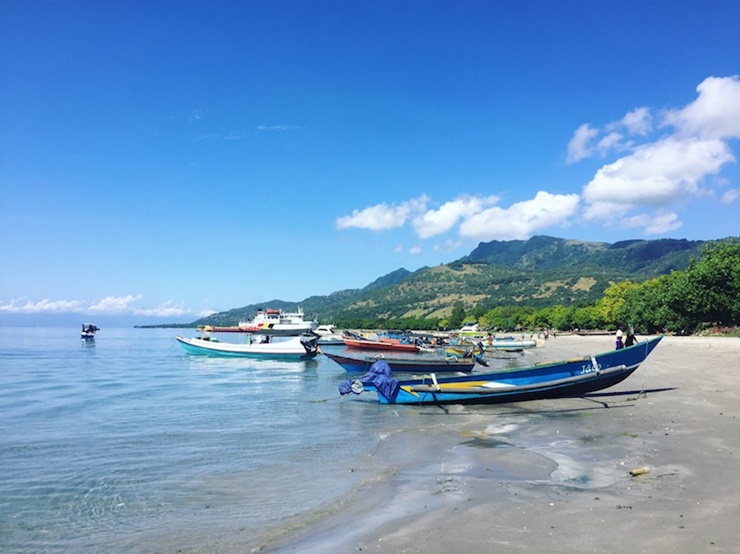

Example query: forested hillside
[192,236,712,327]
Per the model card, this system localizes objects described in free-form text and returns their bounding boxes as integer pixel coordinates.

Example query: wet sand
[264,336,740,553]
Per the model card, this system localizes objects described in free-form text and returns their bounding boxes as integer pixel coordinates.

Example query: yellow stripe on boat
[405,381,491,393]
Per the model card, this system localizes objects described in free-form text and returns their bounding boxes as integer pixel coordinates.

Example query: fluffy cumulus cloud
[583,137,734,218]
[662,76,740,139]
[458,192,580,241]
[335,195,429,231]
[337,191,579,245]
[412,195,498,239]
[573,75,740,233]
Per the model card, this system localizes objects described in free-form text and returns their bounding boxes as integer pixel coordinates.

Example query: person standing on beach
[625,328,637,347]
[615,328,624,350]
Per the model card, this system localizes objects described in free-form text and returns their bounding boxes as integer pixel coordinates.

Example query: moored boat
[484,339,537,351]
[238,307,317,336]
[342,336,420,352]
[176,333,319,359]
[81,323,99,340]
[341,330,421,352]
[445,342,485,357]
[339,336,663,405]
[313,324,345,345]
[323,350,481,373]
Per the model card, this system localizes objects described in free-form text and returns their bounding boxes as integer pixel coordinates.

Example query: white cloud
[597,132,629,156]
[621,107,652,135]
[662,75,740,139]
[582,201,631,223]
[412,195,498,239]
[458,191,580,242]
[566,124,599,163]
[257,124,298,131]
[433,239,463,253]
[0,295,207,318]
[335,76,738,245]
[722,188,740,204]
[620,212,682,235]
[336,195,429,231]
[88,295,143,313]
[578,76,740,234]
[131,301,194,318]
[409,245,422,255]
[582,137,735,216]
[0,298,87,313]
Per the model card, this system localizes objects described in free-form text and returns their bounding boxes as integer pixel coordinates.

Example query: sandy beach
[264,335,740,553]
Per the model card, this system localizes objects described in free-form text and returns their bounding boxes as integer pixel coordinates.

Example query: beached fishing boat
[485,339,537,351]
[342,331,420,352]
[323,350,483,373]
[339,336,663,405]
[445,342,485,357]
[175,333,320,359]
[237,307,317,336]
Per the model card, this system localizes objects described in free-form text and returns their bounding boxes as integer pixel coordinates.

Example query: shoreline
[262,335,740,553]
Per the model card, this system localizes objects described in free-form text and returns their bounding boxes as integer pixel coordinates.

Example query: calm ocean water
[1,328,636,553]
[1,327,437,553]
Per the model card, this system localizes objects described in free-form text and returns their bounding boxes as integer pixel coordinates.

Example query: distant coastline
[134,323,195,329]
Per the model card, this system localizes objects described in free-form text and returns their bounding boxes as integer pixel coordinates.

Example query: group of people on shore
[615,327,637,349]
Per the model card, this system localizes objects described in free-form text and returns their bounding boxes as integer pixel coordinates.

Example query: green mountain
[192,235,711,327]
[462,235,701,273]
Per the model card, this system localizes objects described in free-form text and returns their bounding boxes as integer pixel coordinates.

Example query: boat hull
[357,336,663,405]
[485,340,537,350]
[175,335,319,359]
[237,324,316,336]
[324,351,475,373]
[342,338,420,352]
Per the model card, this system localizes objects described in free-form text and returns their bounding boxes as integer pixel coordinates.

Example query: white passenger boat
[237,307,317,336]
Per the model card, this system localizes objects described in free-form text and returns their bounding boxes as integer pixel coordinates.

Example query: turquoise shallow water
[0,327,425,553]
[1,329,638,552]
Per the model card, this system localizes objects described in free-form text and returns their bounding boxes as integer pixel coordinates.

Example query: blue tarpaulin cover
[338,359,400,399]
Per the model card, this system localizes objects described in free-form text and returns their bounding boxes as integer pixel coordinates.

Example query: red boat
[342,334,420,352]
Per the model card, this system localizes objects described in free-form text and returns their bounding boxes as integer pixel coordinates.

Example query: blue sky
[1,0,739,325]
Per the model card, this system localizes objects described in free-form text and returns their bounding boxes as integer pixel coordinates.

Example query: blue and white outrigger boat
[339,336,663,405]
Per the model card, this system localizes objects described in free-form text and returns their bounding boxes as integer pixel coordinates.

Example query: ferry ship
[237,307,317,336]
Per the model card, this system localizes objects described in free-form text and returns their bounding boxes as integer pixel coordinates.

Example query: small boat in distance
[238,307,317,336]
[339,336,663,405]
[81,323,99,340]
[313,324,345,345]
[175,333,320,359]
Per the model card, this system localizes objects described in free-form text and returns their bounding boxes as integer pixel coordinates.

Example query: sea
[0,327,538,553]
